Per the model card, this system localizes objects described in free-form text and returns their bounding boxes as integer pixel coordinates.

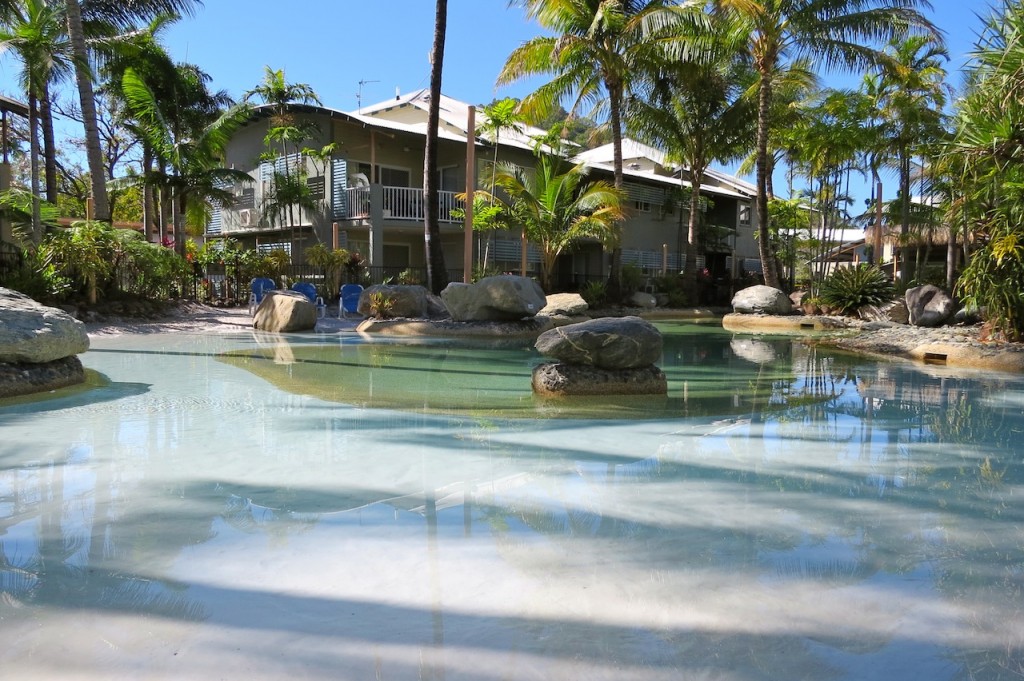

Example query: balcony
[343,186,462,223]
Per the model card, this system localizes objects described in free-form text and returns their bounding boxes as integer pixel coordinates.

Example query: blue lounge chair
[248,277,276,314]
[291,282,326,318]
[339,283,364,318]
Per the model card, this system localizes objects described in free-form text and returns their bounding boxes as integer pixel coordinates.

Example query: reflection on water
[0,324,1022,680]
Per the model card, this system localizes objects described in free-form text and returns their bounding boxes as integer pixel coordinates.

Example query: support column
[369,184,385,278]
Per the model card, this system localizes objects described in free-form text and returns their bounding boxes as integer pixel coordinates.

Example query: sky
[0,0,1003,207]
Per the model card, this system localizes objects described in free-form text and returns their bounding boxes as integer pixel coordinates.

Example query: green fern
[818,266,894,315]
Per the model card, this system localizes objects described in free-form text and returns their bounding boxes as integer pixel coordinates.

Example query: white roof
[355,89,551,154]
[574,139,672,170]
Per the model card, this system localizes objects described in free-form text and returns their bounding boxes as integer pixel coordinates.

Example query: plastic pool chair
[248,277,276,314]
[339,283,364,318]
[291,282,326,318]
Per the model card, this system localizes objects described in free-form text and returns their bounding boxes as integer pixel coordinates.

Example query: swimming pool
[1,322,1021,680]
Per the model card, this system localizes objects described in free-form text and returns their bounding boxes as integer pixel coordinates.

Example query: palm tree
[710,0,938,289]
[476,97,524,270]
[872,35,949,284]
[423,0,449,294]
[498,0,698,295]
[492,155,625,292]
[0,0,75,242]
[244,66,321,250]
[629,19,755,277]
[120,66,251,253]
[62,0,201,223]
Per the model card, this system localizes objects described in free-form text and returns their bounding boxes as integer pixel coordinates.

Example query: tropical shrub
[367,291,394,318]
[956,218,1024,341]
[580,280,608,308]
[818,265,894,315]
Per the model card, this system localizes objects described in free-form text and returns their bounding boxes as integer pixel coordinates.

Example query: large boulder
[906,285,955,327]
[630,291,657,309]
[534,316,662,370]
[532,362,667,396]
[253,291,317,332]
[441,275,546,322]
[541,292,589,316]
[858,299,910,325]
[0,356,85,399]
[732,285,793,315]
[0,287,89,363]
[357,284,447,319]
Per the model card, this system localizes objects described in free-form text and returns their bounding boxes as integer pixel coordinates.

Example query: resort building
[208,90,759,289]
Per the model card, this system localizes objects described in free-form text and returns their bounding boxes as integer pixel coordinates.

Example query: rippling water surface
[1,322,1021,680]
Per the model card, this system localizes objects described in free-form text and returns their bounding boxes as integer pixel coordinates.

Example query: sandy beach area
[83,302,360,337]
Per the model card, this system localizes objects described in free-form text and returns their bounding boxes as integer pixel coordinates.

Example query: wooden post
[332,222,339,250]
[662,243,668,275]
[464,106,475,283]
[86,197,93,221]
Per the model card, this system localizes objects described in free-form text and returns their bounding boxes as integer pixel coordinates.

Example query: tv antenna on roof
[357,79,379,114]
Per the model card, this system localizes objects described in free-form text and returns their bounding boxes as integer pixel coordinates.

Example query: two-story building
[209,89,758,290]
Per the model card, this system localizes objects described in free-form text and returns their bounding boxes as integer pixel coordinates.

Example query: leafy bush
[818,265,894,315]
[620,264,644,296]
[580,280,608,307]
[956,219,1024,341]
[367,291,394,318]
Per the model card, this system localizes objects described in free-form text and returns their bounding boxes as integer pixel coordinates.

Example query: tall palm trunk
[65,0,110,222]
[423,0,449,294]
[755,74,781,289]
[40,86,58,204]
[686,167,704,275]
[28,92,42,244]
[143,146,157,241]
[607,78,625,296]
[899,148,911,285]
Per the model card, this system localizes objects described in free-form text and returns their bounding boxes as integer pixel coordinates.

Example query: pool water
[1,322,1021,680]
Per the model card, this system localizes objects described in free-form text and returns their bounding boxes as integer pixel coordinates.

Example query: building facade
[209,90,758,290]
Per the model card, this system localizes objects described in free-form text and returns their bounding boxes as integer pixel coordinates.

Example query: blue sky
[0,0,1002,204]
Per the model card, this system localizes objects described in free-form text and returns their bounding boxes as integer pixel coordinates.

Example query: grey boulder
[534,316,662,370]
[732,285,793,315]
[532,362,667,396]
[541,292,589,316]
[906,285,955,327]
[253,291,318,332]
[441,275,546,322]
[358,284,447,319]
[858,299,910,325]
[0,287,89,363]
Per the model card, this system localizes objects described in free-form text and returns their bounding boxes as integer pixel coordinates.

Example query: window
[739,203,751,226]
[357,162,410,188]
[438,166,462,192]
[634,200,652,213]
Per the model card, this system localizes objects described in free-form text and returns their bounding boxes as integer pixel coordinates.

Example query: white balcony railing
[343,185,461,222]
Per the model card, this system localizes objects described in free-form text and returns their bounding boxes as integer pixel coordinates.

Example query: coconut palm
[492,155,625,292]
[62,0,201,223]
[709,0,938,289]
[498,0,702,294]
[0,0,73,207]
[120,66,252,253]
[872,35,949,284]
[244,66,321,249]
[476,97,524,269]
[629,18,755,277]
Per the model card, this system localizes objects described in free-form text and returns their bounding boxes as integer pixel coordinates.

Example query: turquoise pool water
[1,322,1021,680]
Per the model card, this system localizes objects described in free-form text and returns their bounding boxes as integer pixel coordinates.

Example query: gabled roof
[356,88,551,154]
[574,139,673,173]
